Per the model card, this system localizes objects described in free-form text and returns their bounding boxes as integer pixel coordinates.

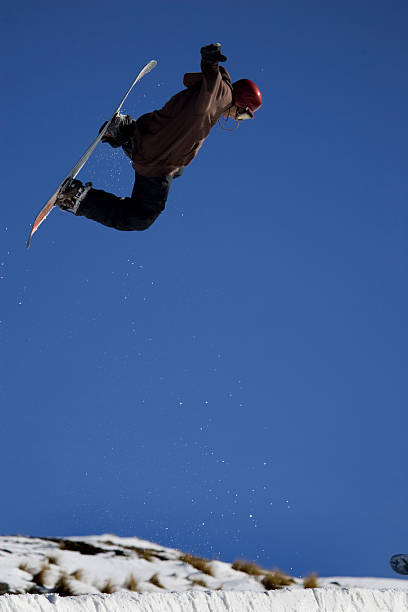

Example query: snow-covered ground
[0,535,407,611]
[1,589,408,612]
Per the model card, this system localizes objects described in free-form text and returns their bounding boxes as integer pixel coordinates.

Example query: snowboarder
[57,43,262,232]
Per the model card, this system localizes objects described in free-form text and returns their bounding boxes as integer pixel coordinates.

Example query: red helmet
[232,79,262,118]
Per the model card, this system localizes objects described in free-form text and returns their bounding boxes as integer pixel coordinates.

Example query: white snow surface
[0,535,407,611]
[2,589,408,612]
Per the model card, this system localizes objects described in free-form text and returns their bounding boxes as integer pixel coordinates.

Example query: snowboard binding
[57,178,91,214]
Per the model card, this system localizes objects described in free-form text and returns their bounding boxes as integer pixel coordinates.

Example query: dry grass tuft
[141,550,154,562]
[121,545,154,561]
[149,573,164,589]
[261,569,295,590]
[100,579,117,594]
[180,553,214,576]
[122,545,163,561]
[47,556,60,566]
[32,563,50,587]
[232,560,264,576]
[53,573,76,597]
[303,573,319,589]
[189,578,208,588]
[123,574,140,592]
[70,569,85,582]
[18,562,34,574]
[0,583,13,596]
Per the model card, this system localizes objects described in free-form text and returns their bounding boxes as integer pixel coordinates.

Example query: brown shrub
[180,553,214,576]
[303,573,319,589]
[122,546,158,561]
[32,563,50,587]
[189,578,207,588]
[231,560,264,576]
[18,562,34,574]
[149,573,164,589]
[70,569,85,582]
[47,556,60,566]
[261,569,295,590]
[123,574,139,591]
[100,579,117,594]
[53,573,76,597]
[141,550,154,562]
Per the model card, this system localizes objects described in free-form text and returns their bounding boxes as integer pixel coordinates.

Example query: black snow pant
[77,172,173,231]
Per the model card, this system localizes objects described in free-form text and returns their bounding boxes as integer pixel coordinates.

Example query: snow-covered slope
[0,535,407,611]
[2,589,408,612]
[0,534,300,595]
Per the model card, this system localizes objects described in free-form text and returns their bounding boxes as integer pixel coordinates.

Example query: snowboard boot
[57,179,92,214]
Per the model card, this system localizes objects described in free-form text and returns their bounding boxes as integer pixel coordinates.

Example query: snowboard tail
[26,60,157,248]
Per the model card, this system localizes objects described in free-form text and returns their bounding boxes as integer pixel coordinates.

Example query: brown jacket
[131,61,233,177]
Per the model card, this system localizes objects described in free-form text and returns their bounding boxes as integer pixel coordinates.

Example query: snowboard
[26,60,157,248]
[390,554,408,575]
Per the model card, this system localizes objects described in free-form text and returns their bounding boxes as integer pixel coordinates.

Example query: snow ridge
[1,589,408,612]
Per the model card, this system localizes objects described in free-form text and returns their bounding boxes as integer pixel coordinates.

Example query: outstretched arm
[196,43,229,112]
[200,42,228,86]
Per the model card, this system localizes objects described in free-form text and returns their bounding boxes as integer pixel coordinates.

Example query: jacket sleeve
[193,59,225,114]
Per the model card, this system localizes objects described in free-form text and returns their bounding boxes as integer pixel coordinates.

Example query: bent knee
[126,215,159,231]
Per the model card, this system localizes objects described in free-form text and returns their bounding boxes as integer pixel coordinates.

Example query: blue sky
[1,0,408,579]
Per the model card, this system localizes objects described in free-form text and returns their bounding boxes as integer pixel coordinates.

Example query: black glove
[99,115,135,148]
[201,43,227,63]
[98,121,120,147]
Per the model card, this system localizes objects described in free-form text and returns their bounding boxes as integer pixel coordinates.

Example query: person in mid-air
[57,43,262,231]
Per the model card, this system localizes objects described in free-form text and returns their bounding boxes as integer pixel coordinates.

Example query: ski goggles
[235,107,254,120]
